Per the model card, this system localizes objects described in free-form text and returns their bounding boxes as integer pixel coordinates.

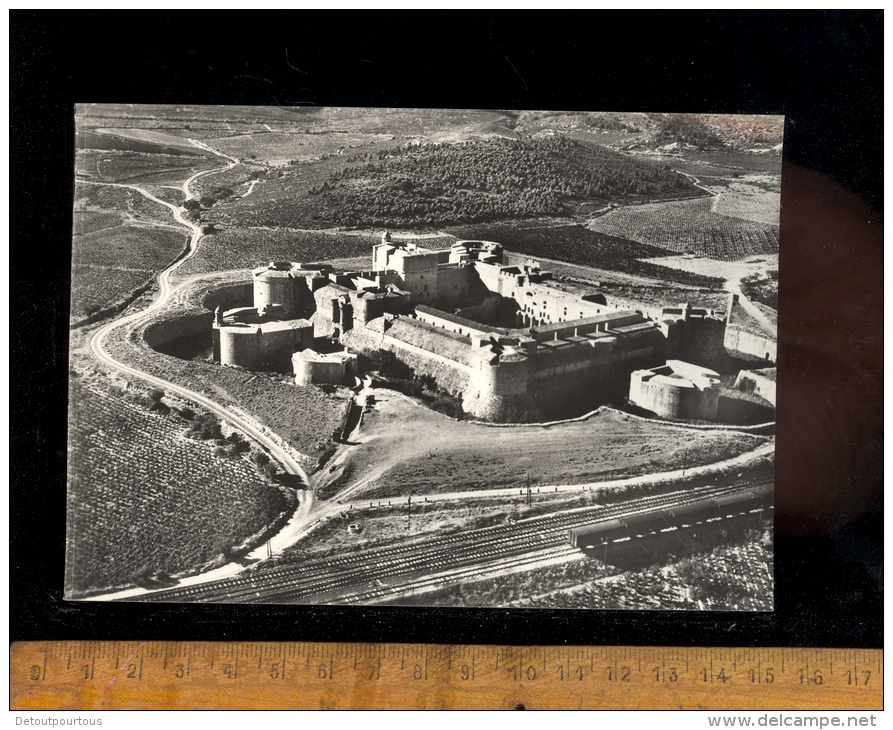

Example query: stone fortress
[212,234,734,421]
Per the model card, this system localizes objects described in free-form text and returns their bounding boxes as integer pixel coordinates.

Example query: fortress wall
[144,311,214,350]
[294,357,352,387]
[254,273,300,314]
[342,323,472,397]
[630,378,720,421]
[397,252,440,303]
[434,264,480,307]
[200,283,253,313]
[725,326,777,363]
[218,326,312,371]
[453,295,503,324]
[414,308,493,339]
[384,318,475,367]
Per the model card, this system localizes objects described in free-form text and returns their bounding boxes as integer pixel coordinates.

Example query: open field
[316,388,769,500]
[76,149,222,185]
[639,254,777,282]
[203,131,395,165]
[66,374,292,596]
[705,176,781,225]
[588,197,779,261]
[79,130,206,156]
[70,225,187,320]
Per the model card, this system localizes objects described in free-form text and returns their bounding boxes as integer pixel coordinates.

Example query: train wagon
[568,487,773,551]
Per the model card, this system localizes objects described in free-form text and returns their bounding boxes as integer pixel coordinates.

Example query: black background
[11,11,882,648]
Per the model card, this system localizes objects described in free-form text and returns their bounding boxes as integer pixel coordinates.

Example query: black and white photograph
[65,105,781,610]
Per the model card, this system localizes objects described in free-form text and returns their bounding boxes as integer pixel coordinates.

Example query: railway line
[127,479,771,605]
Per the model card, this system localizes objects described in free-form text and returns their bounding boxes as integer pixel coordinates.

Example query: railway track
[128,479,771,605]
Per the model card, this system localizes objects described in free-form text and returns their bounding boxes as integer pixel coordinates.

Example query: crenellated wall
[725,327,777,363]
[145,311,215,350]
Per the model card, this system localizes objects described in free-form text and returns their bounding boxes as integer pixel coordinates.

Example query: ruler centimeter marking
[10,642,882,711]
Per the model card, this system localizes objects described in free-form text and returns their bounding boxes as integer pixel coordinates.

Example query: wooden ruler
[10,642,881,711]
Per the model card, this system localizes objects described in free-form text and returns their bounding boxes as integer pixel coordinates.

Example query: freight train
[568,485,773,551]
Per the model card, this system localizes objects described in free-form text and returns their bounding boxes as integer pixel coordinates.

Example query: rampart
[629,360,721,421]
[200,236,734,421]
[145,311,214,350]
[725,326,777,363]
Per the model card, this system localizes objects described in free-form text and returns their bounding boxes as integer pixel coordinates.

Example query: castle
[212,234,728,421]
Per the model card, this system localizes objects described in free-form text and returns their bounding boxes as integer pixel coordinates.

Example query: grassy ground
[316,387,769,500]
[706,176,781,225]
[66,372,293,595]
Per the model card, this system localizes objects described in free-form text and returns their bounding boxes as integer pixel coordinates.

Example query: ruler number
[653,667,678,683]
[748,668,774,684]
[606,666,630,682]
[513,665,538,681]
[558,666,584,681]
[318,661,333,680]
[701,668,728,683]
[175,663,189,679]
[798,669,823,685]
[30,666,41,681]
[270,662,285,680]
[460,664,471,681]
[844,671,871,686]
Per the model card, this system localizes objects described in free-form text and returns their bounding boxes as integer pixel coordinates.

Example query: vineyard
[174,228,384,278]
[587,197,779,261]
[70,225,188,320]
[143,185,186,208]
[377,531,772,610]
[66,377,291,595]
[521,536,773,610]
[102,320,352,462]
[72,210,121,235]
[449,223,725,288]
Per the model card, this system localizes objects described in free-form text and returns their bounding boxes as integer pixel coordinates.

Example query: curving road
[77,146,317,585]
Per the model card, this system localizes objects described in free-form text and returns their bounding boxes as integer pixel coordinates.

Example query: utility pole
[407,492,412,531]
[526,471,532,508]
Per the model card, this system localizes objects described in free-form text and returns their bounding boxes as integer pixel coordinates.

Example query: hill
[215,135,701,230]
